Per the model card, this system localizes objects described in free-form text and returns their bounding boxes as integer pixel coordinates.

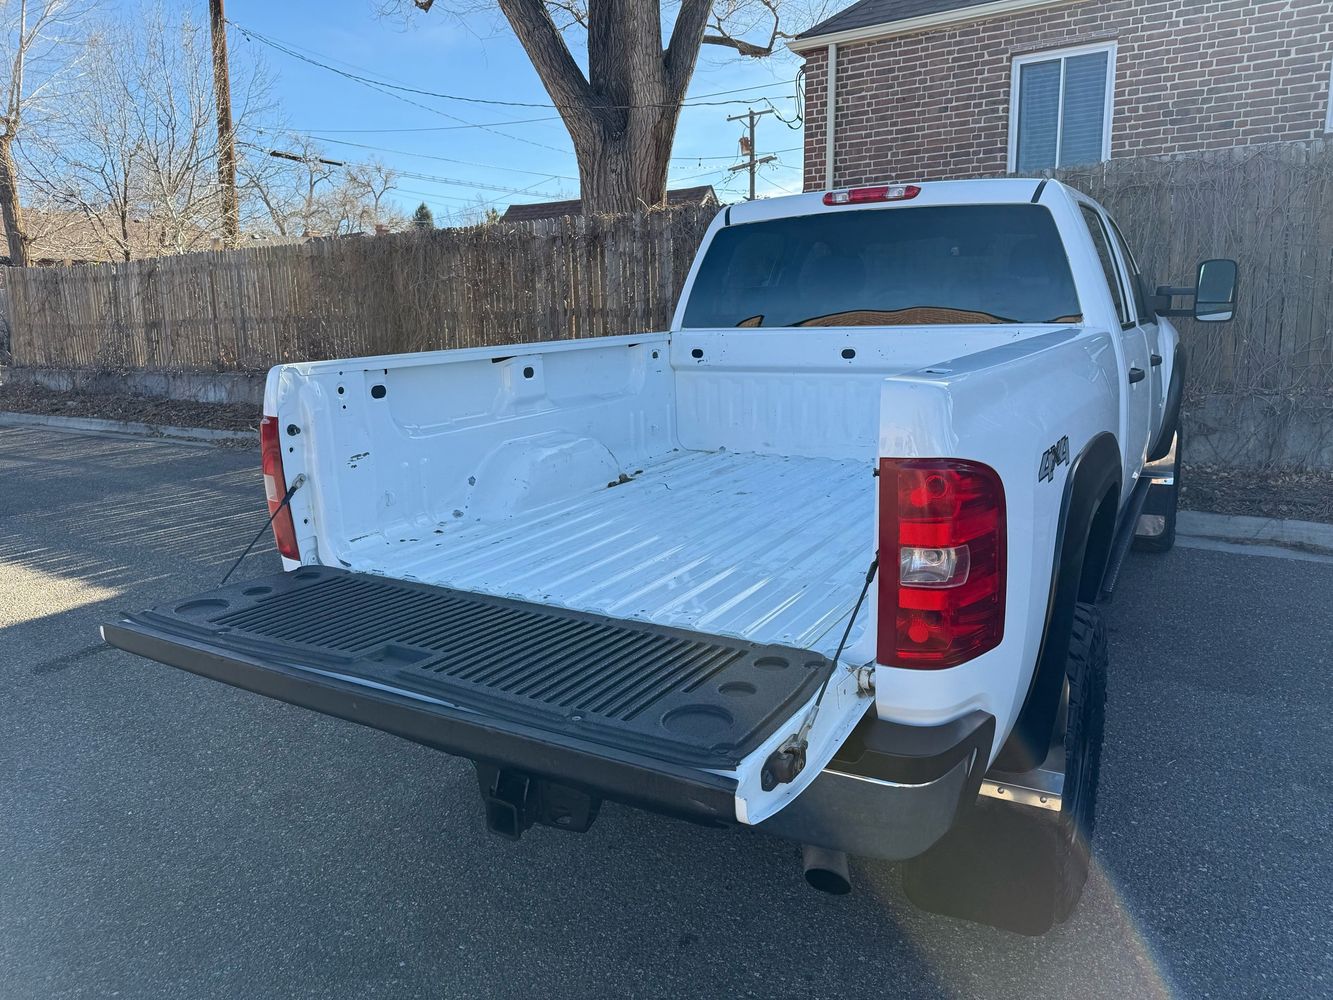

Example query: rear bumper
[103,570,992,856]
[101,620,738,826]
[759,711,995,861]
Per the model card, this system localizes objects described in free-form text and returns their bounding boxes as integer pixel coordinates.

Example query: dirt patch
[1182,463,1333,525]
[0,381,261,433]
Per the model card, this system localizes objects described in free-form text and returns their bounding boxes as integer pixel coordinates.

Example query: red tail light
[823,184,920,206]
[260,415,300,561]
[878,459,1005,668]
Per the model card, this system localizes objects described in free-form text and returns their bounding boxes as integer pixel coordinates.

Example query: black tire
[901,604,1107,934]
[1051,602,1107,921]
[1133,430,1180,553]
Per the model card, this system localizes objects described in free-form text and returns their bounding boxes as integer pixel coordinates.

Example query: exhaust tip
[802,845,851,895]
[805,867,852,895]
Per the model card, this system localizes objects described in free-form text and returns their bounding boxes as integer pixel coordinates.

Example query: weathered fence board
[1,206,717,373]
[3,144,1332,395]
[1054,142,1333,392]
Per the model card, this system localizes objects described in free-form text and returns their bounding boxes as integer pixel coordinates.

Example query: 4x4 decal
[1039,435,1070,482]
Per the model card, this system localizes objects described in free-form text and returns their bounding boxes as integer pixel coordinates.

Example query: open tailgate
[101,566,861,827]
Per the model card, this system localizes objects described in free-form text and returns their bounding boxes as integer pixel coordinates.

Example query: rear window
[680,204,1082,328]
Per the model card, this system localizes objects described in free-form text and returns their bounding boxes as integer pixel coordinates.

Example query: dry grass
[0,381,260,432]
[1181,462,1333,524]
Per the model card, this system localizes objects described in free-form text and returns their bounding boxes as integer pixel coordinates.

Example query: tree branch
[496,0,598,138]
[700,32,773,57]
[701,0,785,58]
[665,0,712,98]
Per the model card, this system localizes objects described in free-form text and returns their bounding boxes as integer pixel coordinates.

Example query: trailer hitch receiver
[475,764,602,840]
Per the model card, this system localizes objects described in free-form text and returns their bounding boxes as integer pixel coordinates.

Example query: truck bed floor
[344,449,876,656]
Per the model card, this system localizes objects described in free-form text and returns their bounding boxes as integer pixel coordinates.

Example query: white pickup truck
[105,178,1238,933]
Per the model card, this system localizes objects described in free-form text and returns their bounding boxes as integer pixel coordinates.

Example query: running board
[1099,475,1152,600]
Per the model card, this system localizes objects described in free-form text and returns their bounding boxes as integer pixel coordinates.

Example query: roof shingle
[798,0,993,39]
[500,185,717,223]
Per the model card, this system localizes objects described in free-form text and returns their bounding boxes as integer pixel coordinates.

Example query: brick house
[791,0,1333,190]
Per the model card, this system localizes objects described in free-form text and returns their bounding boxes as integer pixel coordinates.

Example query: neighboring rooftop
[500,185,718,223]
[0,208,218,266]
[797,0,1000,39]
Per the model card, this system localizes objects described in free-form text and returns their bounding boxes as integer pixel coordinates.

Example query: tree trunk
[0,136,29,267]
[574,110,676,214]
[496,0,710,215]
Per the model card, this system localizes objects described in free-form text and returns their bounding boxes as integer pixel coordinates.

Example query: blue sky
[222,0,810,220]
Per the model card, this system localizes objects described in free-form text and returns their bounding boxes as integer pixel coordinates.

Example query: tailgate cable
[219,475,306,586]
[762,552,879,790]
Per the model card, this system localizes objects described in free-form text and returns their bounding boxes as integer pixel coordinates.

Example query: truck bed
[339,448,875,657]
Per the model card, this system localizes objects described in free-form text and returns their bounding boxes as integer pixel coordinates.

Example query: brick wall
[801,0,1333,190]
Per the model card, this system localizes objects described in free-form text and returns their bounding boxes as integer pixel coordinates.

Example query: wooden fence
[3,142,1332,394]
[1,206,716,373]
[1052,141,1333,394]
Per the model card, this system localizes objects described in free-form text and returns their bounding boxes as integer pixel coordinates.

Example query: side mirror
[1193,258,1238,322]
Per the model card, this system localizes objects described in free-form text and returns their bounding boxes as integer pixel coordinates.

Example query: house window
[1010,42,1116,172]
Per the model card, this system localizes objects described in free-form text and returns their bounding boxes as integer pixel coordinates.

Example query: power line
[286,120,565,136]
[404,177,556,211]
[230,20,798,112]
[233,24,572,156]
[257,124,796,186]
[325,74,570,153]
[241,141,568,199]
[669,164,739,184]
[288,125,799,164]
[671,144,800,164]
[395,168,565,197]
[303,134,579,181]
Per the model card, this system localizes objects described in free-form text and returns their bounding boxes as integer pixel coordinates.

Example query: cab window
[1077,204,1131,327]
[1106,215,1154,324]
[681,204,1083,328]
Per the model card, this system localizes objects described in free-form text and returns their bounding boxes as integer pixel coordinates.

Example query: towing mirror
[1193,259,1238,323]
[1153,258,1239,322]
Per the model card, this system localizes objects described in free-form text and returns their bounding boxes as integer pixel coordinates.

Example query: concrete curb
[0,410,254,445]
[1178,510,1333,554]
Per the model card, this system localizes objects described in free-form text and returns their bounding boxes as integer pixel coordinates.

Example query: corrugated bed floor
[345,449,877,656]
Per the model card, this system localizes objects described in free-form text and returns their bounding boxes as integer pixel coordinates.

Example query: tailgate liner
[104,566,829,773]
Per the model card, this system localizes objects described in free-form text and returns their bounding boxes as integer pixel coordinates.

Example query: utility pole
[727,108,777,201]
[209,0,240,247]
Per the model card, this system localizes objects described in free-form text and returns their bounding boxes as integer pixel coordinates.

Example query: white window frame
[1008,40,1117,173]
[1325,59,1333,132]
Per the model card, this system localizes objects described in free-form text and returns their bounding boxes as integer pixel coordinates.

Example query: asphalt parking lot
[2,425,1330,1000]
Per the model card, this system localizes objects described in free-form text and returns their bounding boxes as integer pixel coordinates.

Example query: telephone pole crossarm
[726,108,777,201]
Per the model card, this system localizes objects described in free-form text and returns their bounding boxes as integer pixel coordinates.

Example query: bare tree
[29,3,277,259]
[242,140,407,238]
[0,0,94,265]
[345,158,403,229]
[437,192,501,228]
[393,1,829,213]
[239,133,337,237]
